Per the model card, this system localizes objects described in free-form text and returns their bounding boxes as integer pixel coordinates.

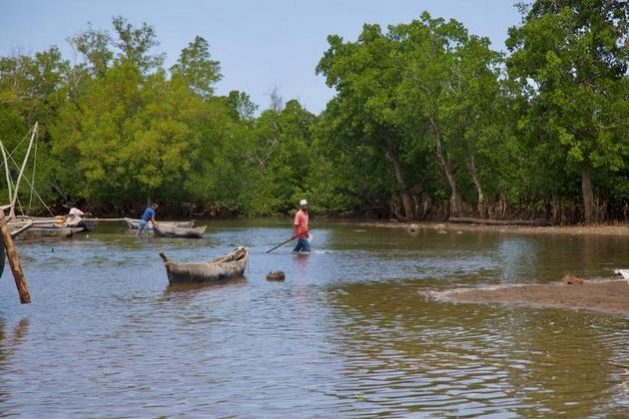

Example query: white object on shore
[614,269,629,287]
[614,269,629,279]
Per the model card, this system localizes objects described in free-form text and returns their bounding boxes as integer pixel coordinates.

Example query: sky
[0,0,523,114]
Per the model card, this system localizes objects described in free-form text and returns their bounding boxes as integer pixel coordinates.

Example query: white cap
[299,199,308,206]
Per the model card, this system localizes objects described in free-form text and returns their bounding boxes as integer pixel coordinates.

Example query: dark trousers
[293,238,311,253]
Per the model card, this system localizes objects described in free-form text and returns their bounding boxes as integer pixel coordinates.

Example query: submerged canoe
[159,246,248,284]
[124,218,196,230]
[19,226,85,238]
[154,224,207,238]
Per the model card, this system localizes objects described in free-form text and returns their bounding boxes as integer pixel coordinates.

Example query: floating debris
[561,274,585,285]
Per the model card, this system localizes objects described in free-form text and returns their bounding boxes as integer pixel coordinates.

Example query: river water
[0,220,627,417]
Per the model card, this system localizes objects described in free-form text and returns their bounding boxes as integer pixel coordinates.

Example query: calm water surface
[0,220,627,417]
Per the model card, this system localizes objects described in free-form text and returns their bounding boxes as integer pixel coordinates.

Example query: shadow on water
[164,277,248,294]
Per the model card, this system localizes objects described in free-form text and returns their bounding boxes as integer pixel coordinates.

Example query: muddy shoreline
[354,220,629,237]
[355,220,629,315]
[429,280,629,316]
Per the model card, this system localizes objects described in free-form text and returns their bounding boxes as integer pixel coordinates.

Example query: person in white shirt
[65,207,90,230]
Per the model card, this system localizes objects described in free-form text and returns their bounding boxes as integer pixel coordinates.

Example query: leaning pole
[0,210,31,304]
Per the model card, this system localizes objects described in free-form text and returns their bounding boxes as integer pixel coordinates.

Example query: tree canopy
[0,3,626,223]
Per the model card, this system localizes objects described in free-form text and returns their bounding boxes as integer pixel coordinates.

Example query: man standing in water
[137,203,159,236]
[293,199,311,253]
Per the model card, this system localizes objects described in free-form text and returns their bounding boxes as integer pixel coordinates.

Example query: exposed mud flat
[428,279,629,315]
[356,220,629,237]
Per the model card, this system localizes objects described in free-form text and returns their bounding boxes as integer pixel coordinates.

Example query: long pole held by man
[266,199,311,254]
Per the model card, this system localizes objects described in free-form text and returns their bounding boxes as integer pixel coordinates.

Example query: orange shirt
[293,209,309,239]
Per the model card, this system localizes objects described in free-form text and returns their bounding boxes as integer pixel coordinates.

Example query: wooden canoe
[10,216,95,231]
[19,225,85,238]
[124,218,196,230]
[27,227,85,237]
[8,217,86,237]
[154,224,207,239]
[159,246,248,284]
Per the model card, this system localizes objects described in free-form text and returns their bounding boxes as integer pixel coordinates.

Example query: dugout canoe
[154,224,207,238]
[17,225,85,238]
[159,246,248,284]
[10,216,95,230]
[124,218,196,230]
[12,216,65,228]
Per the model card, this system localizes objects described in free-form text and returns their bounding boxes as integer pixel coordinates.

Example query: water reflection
[498,310,613,417]
[326,283,517,416]
[164,277,247,294]
[496,238,537,283]
[0,318,30,409]
[293,253,310,279]
[326,280,629,416]
[0,318,29,358]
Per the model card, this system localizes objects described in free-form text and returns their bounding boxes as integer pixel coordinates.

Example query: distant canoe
[159,246,248,284]
[154,224,207,239]
[13,216,63,228]
[10,216,95,231]
[21,226,85,238]
[124,218,195,230]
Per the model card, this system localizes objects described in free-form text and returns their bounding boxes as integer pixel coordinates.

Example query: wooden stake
[0,210,31,304]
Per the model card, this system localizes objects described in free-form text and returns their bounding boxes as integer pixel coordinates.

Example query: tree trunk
[581,159,594,224]
[551,194,559,225]
[428,117,461,218]
[435,138,461,217]
[385,138,413,220]
[467,154,485,218]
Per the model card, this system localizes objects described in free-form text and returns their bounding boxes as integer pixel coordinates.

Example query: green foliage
[170,36,222,99]
[506,0,629,221]
[223,90,258,121]
[67,23,113,77]
[111,16,165,75]
[0,7,626,222]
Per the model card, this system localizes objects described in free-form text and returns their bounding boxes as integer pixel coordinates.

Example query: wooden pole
[0,141,13,215]
[0,210,31,304]
[9,220,33,238]
[10,122,38,219]
[266,236,296,253]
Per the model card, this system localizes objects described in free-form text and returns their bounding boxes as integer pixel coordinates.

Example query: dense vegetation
[0,1,627,223]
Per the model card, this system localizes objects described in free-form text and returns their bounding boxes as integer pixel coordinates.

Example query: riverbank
[354,220,629,237]
[429,280,629,316]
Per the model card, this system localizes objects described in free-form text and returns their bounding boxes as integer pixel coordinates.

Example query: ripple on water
[0,224,627,416]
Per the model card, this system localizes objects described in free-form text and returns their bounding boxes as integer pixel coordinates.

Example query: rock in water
[266,271,286,281]
[407,224,419,236]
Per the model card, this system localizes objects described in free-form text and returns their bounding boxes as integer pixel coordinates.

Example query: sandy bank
[430,280,629,316]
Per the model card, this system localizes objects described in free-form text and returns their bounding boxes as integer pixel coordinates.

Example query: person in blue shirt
[136,203,159,236]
